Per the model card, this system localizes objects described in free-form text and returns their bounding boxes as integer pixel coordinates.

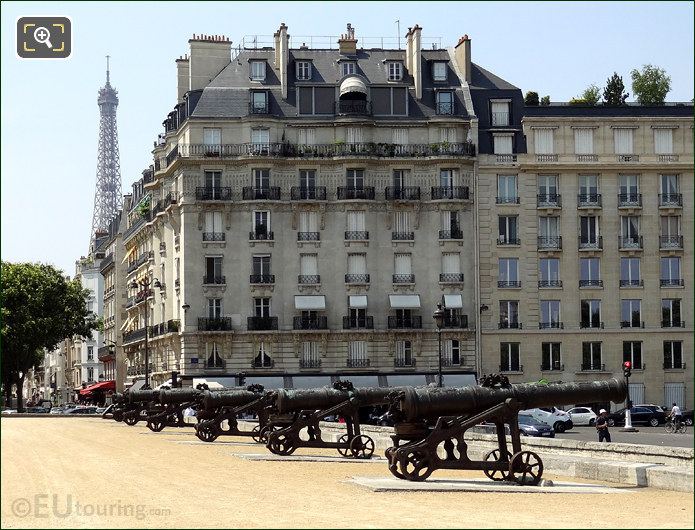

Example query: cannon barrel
[128,389,161,404]
[201,389,265,410]
[275,386,401,413]
[396,379,627,422]
[159,389,202,405]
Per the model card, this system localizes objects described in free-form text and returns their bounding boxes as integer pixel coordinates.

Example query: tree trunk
[15,374,25,413]
[4,380,12,408]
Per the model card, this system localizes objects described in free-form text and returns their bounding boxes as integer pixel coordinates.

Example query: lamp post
[433,303,445,387]
[129,277,161,389]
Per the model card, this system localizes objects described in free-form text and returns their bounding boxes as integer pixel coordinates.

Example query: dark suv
[606,406,666,427]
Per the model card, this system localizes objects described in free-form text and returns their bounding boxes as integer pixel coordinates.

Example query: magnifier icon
[33,26,53,49]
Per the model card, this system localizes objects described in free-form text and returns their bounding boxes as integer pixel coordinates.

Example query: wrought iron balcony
[539,322,564,329]
[618,193,642,207]
[249,231,274,241]
[619,236,643,250]
[617,154,639,162]
[346,357,371,368]
[385,186,421,201]
[198,317,232,331]
[661,278,684,287]
[435,102,454,115]
[290,187,327,200]
[249,102,271,115]
[579,236,602,250]
[439,229,463,240]
[123,216,148,242]
[392,274,415,284]
[497,281,521,288]
[247,316,278,331]
[537,236,562,250]
[196,187,232,201]
[203,232,225,242]
[579,279,603,288]
[431,186,469,200]
[439,273,464,283]
[203,275,226,285]
[661,320,685,328]
[620,320,645,329]
[387,316,422,329]
[300,358,322,369]
[442,314,468,328]
[499,364,523,372]
[342,316,374,329]
[539,280,562,288]
[537,193,562,208]
[337,187,375,200]
[123,327,148,344]
[577,193,602,208]
[242,187,281,200]
[392,231,415,241]
[580,321,604,329]
[150,319,180,337]
[99,253,114,273]
[660,235,683,249]
[659,193,683,207]
[293,316,328,330]
[251,358,275,368]
[619,279,643,287]
[499,321,522,329]
[581,363,605,372]
[250,274,275,284]
[126,252,150,274]
[298,275,320,284]
[541,363,564,371]
[345,231,369,241]
[345,273,369,284]
[496,195,520,204]
[298,232,320,241]
[394,357,417,368]
[336,100,372,115]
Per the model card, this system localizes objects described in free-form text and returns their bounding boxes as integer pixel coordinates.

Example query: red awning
[79,380,116,395]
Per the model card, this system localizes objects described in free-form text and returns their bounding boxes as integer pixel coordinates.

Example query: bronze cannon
[142,388,204,432]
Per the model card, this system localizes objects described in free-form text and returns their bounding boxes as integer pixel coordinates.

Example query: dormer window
[388,62,403,81]
[296,61,312,81]
[433,62,447,82]
[341,62,356,77]
[436,91,454,115]
[250,61,266,81]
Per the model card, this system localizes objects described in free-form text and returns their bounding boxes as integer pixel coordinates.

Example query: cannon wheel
[386,447,406,480]
[147,420,165,432]
[509,451,543,486]
[251,425,265,443]
[398,449,434,482]
[349,435,375,459]
[195,424,219,443]
[268,433,297,456]
[123,415,138,426]
[483,449,512,481]
[336,434,351,456]
[113,410,123,422]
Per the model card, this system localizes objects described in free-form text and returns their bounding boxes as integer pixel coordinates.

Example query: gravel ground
[1,417,693,528]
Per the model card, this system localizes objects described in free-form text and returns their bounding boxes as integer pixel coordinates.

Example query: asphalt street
[555,425,694,448]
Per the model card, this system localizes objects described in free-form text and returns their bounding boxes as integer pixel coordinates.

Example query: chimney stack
[175,54,190,103]
[338,23,358,55]
[277,23,289,99]
[188,34,232,91]
[406,25,423,99]
[454,34,472,84]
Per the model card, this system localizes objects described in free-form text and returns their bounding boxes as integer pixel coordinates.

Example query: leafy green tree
[581,84,601,105]
[1,262,99,411]
[631,64,671,105]
[540,95,550,106]
[603,72,629,105]
[524,91,539,106]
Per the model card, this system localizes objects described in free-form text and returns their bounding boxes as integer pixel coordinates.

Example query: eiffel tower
[90,55,122,249]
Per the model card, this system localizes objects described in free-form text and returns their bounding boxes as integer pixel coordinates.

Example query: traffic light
[623,361,632,378]
[238,372,247,387]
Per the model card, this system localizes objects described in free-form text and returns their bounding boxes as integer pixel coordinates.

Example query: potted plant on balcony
[429,143,441,155]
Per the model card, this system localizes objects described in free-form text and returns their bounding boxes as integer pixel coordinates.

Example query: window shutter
[614,128,633,154]
[442,253,460,274]
[654,129,673,154]
[574,128,593,154]
[534,129,554,154]
[494,135,513,154]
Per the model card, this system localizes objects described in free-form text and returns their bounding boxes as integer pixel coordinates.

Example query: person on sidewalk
[595,409,611,442]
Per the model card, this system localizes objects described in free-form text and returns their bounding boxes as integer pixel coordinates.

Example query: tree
[0,262,99,411]
[524,91,539,106]
[603,72,629,105]
[540,95,550,106]
[631,64,671,105]
[581,84,601,105]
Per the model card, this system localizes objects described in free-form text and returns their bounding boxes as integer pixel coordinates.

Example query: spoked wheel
[349,435,375,459]
[123,415,138,426]
[509,451,543,486]
[113,410,123,422]
[195,424,219,443]
[336,434,351,456]
[251,425,264,443]
[386,447,406,480]
[665,422,675,434]
[483,449,512,482]
[147,419,165,432]
[398,449,434,482]
[267,433,297,456]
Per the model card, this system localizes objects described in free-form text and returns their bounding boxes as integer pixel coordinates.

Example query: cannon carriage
[119,389,161,426]
[143,388,203,432]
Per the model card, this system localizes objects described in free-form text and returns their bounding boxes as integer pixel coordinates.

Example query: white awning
[295,295,326,310]
[120,315,135,332]
[443,294,463,309]
[348,295,368,309]
[389,294,421,309]
[339,76,367,97]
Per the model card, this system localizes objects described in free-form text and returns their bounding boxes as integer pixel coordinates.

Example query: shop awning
[294,295,326,310]
[389,294,421,309]
[121,246,136,264]
[443,294,463,309]
[79,380,115,395]
[348,295,368,309]
[126,379,147,392]
[339,76,367,97]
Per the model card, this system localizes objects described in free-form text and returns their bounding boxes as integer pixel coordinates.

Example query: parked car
[26,407,50,414]
[1,409,17,415]
[566,407,597,426]
[49,407,65,415]
[520,407,573,432]
[606,406,666,427]
[65,406,98,415]
[518,415,555,437]
[636,404,667,414]
[681,410,694,426]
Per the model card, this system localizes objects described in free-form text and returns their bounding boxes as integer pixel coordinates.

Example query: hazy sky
[2,1,693,275]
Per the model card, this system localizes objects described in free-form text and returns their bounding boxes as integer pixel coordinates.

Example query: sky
[1,1,693,275]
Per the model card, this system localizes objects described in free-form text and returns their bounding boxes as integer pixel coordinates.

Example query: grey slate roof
[469,63,519,90]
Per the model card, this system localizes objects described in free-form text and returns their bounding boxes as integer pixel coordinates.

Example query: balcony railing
[300,358,322,369]
[336,100,371,115]
[345,273,370,284]
[500,364,523,372]
[392,232,415,241]
[619,236,643,250]
[393,274,415,284]
[249,102,270,115]
[539,322,564,329]
[345,231,369,241]
[99,253,114,273]
[659,193,683,207]
[577,193,602,208]
[439,273,464,283]
[127,252,151,274]
[337,187,375,200]
[579,279,603,288]
[242,187,281,200]
[298,275,320,284]
[385,186,421,200]
[618,193,642,207]
[203,275,226,285]
[536,154,558,162]
[617,154,639,162]
[298,232,320,241]
[123,216,148,241]
[293,316,328,330]
[576,154,598,162]
[662,320,685,328]
[541,363,564,371]
[499,322,522,329]
[580,321,604,329]
[346,357,371,368]
[581,364,606,372]
[496,195,520,204]
[537,193,562,208]
[660,235,683,249]
[539,280,562,288]
[251,358,275,368]
[387,316,422,329]
[498,281,521,288]
[342,316,374,329]
[619,279,643,287]
[497,237,520,246]
[620,320,645,329]
[249,231,274,241]
[247,316,278,331]
[290,187,327,200]
[439,229,463,240]
[496,154,517,163]
[579,236,602,250]
[659,154,679,162]
[198,317,232,331]
[394,357,417,368]
[250,274,275,284]
[661,278,684,287]
[203,232,225,242]
[431,186,469,200]
[442,314,468,328]
[123,327,148,344]
[537,236,562,250]
[150,320,180,337]
[435,102,454,115]
[196,187,232,201]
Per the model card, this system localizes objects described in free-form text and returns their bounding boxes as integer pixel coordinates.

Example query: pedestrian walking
[595,408,611,442]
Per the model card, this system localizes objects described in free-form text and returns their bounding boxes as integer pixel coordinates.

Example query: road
[556,425,694,448]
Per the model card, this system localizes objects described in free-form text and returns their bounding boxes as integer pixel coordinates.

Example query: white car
[566,406,597,426]
[520,407,573,432]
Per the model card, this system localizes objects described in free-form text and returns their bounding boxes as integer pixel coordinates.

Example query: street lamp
[433,303,445,387]
[129,277,161,389]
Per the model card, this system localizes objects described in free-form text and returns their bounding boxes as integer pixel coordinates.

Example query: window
[541,343,562,370]
[444,339,461,366]
[87,367,94,382]
[347,253,367,275]
[87,346,94,361]
[660,257,682,286]
[493,135,513,155]
[395,340,413,366]
[297,128,316,146]
[654,129,673,154]
[296,61,311,80]
[497,175,517,202]
[254,341,273,368]
[582,342,602,370]
[621,299,642,328]
[620,216,640,247]
[538,217,560,242]
[346,168,364,189]
[534,128,554,154]
[207,298,222,318]
[439,169,457,188]
[441,252,461,278]
[540,301,561,328]
[440,211,460,239]
[251,129,270,153]
[579,175,599,203]
[620,258,641,286]
[205,170,221,191]
[393,211,412,240]
[574,128,594,154]
[499,300,519,328]
[580,300,601,328]
[491,101,510,126]
[394,253,412,282]
[299,254,318,283]
[203,128,221,153]
[388,62,403,81]
[254,297,270,317]
[660,174,679,196]
[614,128,634,154]
[302,342,320,366]
[392,169,409,188]
[498,216,518,244]
[341,62,356,76]
[298,211,319,239]
[661,216,681,241]
[439,127,456,143]
[252,255,271,280]
[623,341,643,370]
[348,341,368,367]
[498,258,519,286]
[538,175,558,201]
[252,211,270,237]
[432,62,447,81]
[579,216,600,246]
[250,61,266,81]
[348,307,368,328]
[251,91,268,112]
[663,341,683,369]
[299,170,316,190]
[539,258,560,287]
[206,343,224,368]
[500,343,520,372]
[205,257,223,283]
[346,127,363,144]
[204,212,223,240]
[436,91,454,115]
[253,168,270,190]
[393,128,408,147]
[662,299,681,327]
[346,210,366,234]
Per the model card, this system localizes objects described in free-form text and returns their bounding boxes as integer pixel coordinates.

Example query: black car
[680,409,694,426]
[518,415,555,437]
[606,406,666,427]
